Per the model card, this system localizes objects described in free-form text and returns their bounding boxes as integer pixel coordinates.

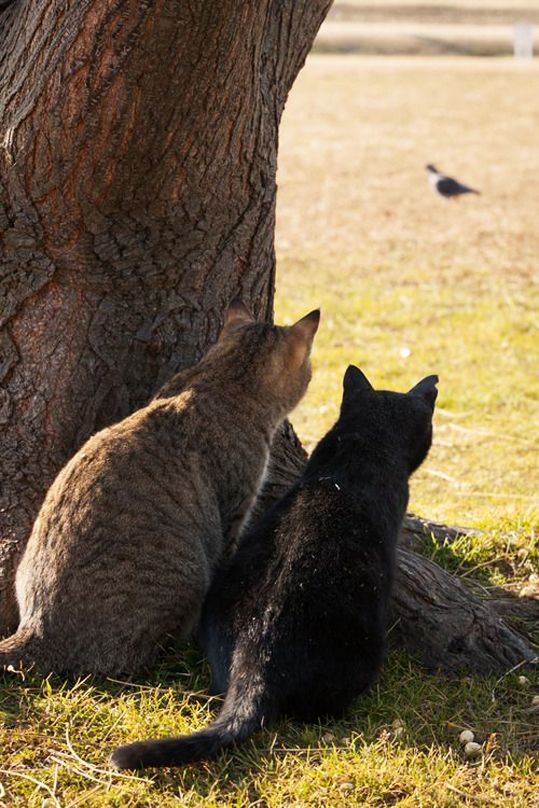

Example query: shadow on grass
[2,645,535,799]
[127,650,538,798]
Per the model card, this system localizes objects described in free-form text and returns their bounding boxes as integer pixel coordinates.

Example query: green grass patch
[1,654,537,806]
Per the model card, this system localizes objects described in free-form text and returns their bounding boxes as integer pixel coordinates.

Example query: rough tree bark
[0,0,333,631]
[0,1,535,673]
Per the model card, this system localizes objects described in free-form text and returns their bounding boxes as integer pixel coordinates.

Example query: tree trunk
[1,1,535,677]
[0,0,333,632]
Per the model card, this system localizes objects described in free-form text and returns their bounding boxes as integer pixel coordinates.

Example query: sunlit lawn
[1,55,537,807]
[275,55,539,531]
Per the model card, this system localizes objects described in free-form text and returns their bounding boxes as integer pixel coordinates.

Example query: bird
[425,164,480,199]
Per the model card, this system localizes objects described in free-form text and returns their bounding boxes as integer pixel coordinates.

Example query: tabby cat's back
[2,303,320,675]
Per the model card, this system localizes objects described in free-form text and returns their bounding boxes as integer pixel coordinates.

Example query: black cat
[111,366,438,770]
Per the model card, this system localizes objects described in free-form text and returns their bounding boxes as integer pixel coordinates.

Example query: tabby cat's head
[340,365,438,473]
[212,301,320,417]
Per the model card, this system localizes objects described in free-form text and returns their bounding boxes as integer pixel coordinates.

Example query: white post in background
[513,23,534,59]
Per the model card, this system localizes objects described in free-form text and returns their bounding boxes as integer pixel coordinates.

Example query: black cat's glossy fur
[111,367,438,770]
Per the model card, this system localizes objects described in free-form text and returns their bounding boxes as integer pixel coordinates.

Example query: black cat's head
[341,365,438,473]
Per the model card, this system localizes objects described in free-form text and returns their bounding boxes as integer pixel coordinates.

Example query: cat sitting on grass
[112,366,437,770]
[0,302,320,675]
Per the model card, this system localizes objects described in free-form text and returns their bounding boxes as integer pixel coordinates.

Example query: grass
[0,655,537,806]
[1,55,538,806]
[275,55,539,527]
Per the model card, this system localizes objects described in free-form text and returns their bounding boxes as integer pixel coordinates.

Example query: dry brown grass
[277,56,539,267]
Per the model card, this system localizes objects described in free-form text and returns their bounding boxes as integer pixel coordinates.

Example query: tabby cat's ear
[343,365,373,398]
[291,309,320,342]
[408,375,439,411]
[222,299,255,330]
[288,309,320,366]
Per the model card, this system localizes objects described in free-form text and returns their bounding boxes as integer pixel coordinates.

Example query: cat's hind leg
[196,613,234,695]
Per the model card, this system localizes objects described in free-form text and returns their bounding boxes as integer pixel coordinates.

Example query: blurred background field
[274,55,539,550]
[317,0,539,55]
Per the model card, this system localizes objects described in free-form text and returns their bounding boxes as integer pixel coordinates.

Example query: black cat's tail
[110,675,273,770]
[0,625,37,669]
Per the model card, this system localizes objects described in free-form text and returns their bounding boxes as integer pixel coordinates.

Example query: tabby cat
[111,366,437,769]
[0,303,320,675]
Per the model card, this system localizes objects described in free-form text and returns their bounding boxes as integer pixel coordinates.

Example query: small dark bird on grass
[426,164,480,199]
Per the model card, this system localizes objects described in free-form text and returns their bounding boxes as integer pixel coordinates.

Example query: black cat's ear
[408,375,439,411]
[222,298,255,330]
[343,365,373,398]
